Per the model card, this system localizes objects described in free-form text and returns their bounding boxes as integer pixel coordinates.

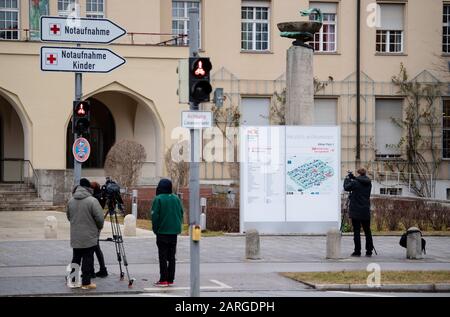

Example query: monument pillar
[279,8,322,126]
[286,45,314,125]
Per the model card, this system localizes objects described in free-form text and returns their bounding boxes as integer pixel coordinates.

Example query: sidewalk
[0,210,449,297]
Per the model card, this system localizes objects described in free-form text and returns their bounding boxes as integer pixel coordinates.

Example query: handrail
[0,159,40,198]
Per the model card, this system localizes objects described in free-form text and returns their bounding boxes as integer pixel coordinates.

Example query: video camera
[101,177,124,215]
[347,170,356,179]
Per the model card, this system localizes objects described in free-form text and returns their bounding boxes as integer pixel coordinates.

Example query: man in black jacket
[343,168,374,257]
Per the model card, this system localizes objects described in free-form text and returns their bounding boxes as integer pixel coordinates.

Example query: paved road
[0,211,449,297]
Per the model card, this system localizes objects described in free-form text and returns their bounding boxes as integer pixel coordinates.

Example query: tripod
[101,199,135,287]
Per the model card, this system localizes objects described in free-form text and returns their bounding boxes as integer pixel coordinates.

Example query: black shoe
[366,251,373,257]
[90,272,96,279]
[351,252,361,257]
[96,269,108,278]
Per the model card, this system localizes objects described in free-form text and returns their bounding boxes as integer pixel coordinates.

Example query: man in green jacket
[67,178,104,289]
[151,179,183,287]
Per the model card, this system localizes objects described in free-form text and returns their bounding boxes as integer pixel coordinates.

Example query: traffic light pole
[188,7,200,298]
[73,44,82,186]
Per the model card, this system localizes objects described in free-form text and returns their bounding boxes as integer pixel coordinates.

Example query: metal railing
[0,28,188,46]
[0,159,40,197]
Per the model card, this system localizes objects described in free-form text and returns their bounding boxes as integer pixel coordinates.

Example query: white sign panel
[240,126,286,222]
[40,46,126,73]
[285,126,341,222]
[40,16,126,44]
[182,111,212,129]
[240,126,341,233]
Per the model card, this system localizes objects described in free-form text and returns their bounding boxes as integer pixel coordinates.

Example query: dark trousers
[71,246,95,285]
[156,234,177,283]
[352,219,373,253]
[94,240,107,271]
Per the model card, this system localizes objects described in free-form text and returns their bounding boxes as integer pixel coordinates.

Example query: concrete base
[242,221,339,234]
[36,169,74,205]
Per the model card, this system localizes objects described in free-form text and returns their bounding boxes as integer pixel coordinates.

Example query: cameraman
[343,168,374,257]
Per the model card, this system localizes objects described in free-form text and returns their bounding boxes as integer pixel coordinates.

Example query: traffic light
[73,100,90,136]
[189,57,212,104]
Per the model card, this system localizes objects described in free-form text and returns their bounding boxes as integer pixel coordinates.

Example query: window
[240,97,270,126]
[380,188,402,196]
[86,0,104,19]
[241,2,270,51]
[444,4,450,53]
[376,4,404,53]
[58,0,76,17]
[444,99,450,159]
[310,2,337,52]
[314,99,337,125]
[172,0,200,46]
[375,99,403,158]
[0,0,19,40]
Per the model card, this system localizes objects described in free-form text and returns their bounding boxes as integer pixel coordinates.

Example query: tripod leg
[110,213,124,280]
[112,212,135,287]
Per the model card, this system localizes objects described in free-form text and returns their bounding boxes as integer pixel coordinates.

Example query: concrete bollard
[123,214,136,237]
[245,229,261,260]
[44,216,58,239]
[326,228,341,259]
[406,227,423,259]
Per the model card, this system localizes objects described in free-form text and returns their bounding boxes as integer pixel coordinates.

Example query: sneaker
[351,252,361,257]
[96,269,108,278]
[153,281,169,287]
[81,283,97,290]
[168,281,174,286]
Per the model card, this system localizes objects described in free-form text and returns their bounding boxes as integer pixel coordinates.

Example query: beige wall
[0,0,449,186]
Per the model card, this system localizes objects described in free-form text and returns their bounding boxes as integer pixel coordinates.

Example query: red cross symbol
[46,54,57,65]
[50,24,61,35]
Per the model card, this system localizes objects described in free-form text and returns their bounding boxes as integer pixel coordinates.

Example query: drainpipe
[356,0,361,166]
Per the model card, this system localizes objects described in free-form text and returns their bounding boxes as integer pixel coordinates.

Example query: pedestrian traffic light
[189,57,212,104]
[73,100,90,136]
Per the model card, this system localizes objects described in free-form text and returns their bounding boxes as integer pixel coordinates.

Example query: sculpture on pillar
[278,8,323,49]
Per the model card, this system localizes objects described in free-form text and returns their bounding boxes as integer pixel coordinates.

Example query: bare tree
[164,142,189,194]
[104,140,147,190]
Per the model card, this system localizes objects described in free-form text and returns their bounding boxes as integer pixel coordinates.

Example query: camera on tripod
[101,177,124,215]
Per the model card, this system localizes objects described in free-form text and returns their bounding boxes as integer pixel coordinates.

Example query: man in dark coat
[151,179,184,287]
[343,168,374,257]
[67,178,104,289]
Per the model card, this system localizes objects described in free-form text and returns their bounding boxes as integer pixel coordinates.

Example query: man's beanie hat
[80,178,91,188]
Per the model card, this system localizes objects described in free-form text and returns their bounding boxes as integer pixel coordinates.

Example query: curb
[312,283,450,292]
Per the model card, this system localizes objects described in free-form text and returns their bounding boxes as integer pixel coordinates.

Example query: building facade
[0,0,449,202]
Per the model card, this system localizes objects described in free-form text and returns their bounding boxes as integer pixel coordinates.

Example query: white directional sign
[182,111,213,129]
[40,16,126,44]
[40,46,126,73]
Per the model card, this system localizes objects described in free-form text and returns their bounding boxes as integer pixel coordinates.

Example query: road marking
[329,291,396,297]
[143,279,232,292]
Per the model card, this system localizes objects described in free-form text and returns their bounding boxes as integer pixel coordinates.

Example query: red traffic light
[75,101,89,117]
[191,58,212,79]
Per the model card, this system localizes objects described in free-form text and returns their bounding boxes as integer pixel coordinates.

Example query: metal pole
[188,7,200,298]
[356,0,361,166]
[74,45,82,186]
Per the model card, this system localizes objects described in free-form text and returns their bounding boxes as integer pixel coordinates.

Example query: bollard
[123,214,136,236]
[132,190,138,218]
[200,212,206,232]
[326,228,341,259]
[44,216,58,239]
[406,227,423,259]
[245,229,261,260]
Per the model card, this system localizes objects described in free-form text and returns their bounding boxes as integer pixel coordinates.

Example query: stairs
[0,183,60,211]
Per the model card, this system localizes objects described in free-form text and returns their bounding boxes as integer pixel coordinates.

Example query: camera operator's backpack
[399,228,426,254]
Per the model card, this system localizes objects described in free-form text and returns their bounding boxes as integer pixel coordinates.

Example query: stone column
[286,45,314,125]
[44,216,58,239]
[406,227,423,259]
[326,228,341,259]
[123,214,136,237]
[245,229,261,260]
